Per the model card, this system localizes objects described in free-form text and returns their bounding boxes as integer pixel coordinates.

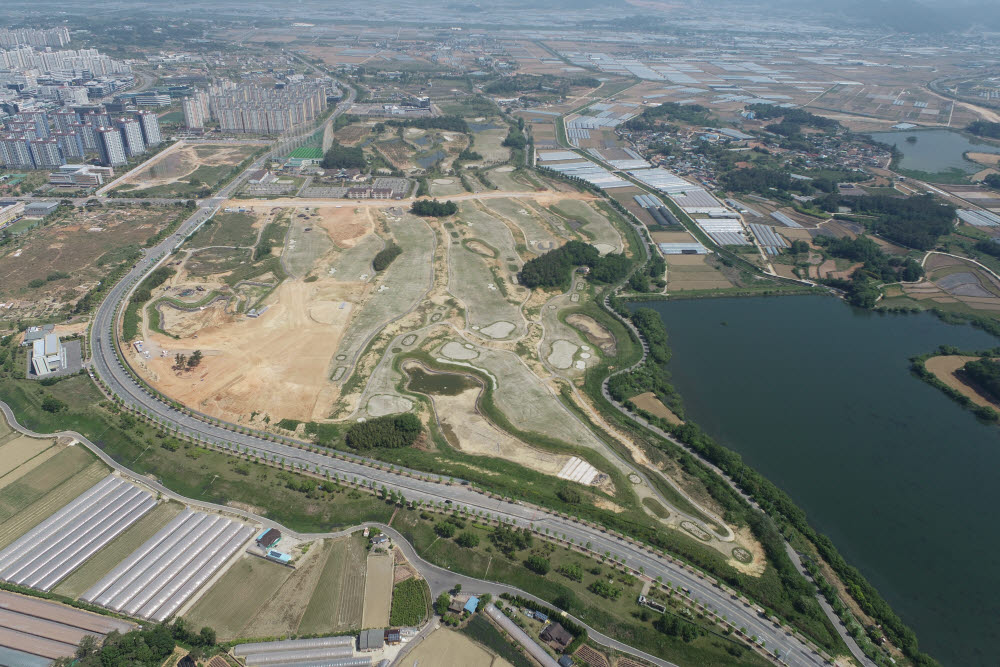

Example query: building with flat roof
[49,164,114,188]
[0,200,25,227]
[31,333,66,376]
[24,201,58,217]
[96,126,127,167]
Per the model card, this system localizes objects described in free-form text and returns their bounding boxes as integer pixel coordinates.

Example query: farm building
[234,636,363,666]
[31,333,66,376]
[384,629,400,645]
[541,622,573,650]
[463,596,479,614]
[359,628,384,651]
[658,242,707,255]
[256,528,282,550]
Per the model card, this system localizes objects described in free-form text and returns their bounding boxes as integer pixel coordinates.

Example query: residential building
[134,93,171,107]
[0,135,33,169]
[53,131,85,160]
[182,96,204,129]
[96,126,127,166]
[116,117,145,157]
[28,138,62,168]
[135,110,162,147]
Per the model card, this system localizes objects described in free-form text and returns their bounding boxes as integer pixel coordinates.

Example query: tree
[525,555,550,575]
[187,350,203,369]
[41,396,66,413]
[434,593,451,616]
[457,532,480,548]
[435,521,457,538]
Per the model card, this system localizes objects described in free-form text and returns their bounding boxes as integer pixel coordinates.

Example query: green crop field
[388,577,430,626]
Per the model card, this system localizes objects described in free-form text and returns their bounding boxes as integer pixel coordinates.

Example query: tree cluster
[624,102,712,131]
[747,104,839,131]
[819,194,954,250]
[321,141,366,169]
[489,524,533,556]
[411,199,458,217]
[961,358,1000,403]
[344,413,422,449]
[59,621,217,667]
[372,244,402,271]
[483,74,600,96]
[518,240,629,290]
[815,235,924,308]
[967,121,1000,139]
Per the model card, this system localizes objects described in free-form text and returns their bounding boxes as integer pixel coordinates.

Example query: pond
[633,295,1000,665]
[404,365,478,396]
[416,150,446,169]
[868,128,1000,175]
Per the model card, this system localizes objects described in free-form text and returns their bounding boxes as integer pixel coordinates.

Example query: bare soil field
[566,313,616,355]
[925,355,997,409]
[651,231,696,243]
[404,363,570,477]
[184,556,291,641]
[116,143,258,197]
[0,436,54,481]
[398,628,498,667]
[0,206,178,319]
[665,255,733,290]
[361,552,393,628]
[629,392,681,425]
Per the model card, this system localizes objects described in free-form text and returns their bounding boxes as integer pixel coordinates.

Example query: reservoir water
[868,128,1000,174]
[635,295,1000,666]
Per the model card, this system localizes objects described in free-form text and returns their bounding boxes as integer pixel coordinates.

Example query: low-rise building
[24,201,58,217]
[49,164,114,188]
[0,200,25,227]
[358,628,384,652]
[31,333,66,376]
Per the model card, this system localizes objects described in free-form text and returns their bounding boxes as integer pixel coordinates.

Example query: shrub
[344,413,422,449]
[524,555,550,575]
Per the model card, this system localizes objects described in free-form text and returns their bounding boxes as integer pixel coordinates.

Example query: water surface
[635,295,1000,666]
[868,128,1000,174]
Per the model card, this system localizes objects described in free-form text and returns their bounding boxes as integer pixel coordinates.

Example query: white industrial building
[31,333,66,376]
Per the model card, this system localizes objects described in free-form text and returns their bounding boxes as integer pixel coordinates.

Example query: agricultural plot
[0,450,104,549]
[0,436,55,484]
[482,197,562,253]
[0,590,133,665]
[298,538,349,635]
[334,535,367,631]
[0,476,156,593]
[81,509,253,622]
[399,628,497,667]
[900,254,1000,313]
[0,206,179,320]
[239,538,336,638]
[361,552,393,628]
[183,556,291,641]
[549,200,623,255]
[283,210,332,278]
[114,143,259,198]
[334,214,435,370]
[377,139,417,171]
[664,255,734,291]
[52,502,182,599]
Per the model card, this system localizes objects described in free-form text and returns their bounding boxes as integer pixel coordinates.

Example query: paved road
[76,92,834,667]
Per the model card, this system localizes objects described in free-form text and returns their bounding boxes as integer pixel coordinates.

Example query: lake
[868,128,1000,175]
[634,295,1000,666]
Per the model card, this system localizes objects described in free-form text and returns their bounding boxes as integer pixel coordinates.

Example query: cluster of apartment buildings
[0,45,134,113]
[183,79,330,135]
[0,104,162,169]
[0,27,71,49]
[0,47,131,79]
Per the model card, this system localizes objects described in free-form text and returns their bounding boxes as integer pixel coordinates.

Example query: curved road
[76,98,836,667]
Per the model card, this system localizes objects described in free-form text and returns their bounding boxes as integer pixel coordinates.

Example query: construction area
[112,142,262,198]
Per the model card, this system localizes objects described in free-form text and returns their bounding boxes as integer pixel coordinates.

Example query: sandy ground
[967,152,1000,166]
[362,553,393,628]
[398,628,499,667]
[122,144,255,189]
[629,392,681,425]
[565,314,616,355]
[406,362,572,477]
[137,277,366,423]
[925,355,996,409]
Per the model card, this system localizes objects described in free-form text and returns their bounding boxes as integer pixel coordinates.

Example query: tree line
[623,102,713,132]
[384,115,470,133]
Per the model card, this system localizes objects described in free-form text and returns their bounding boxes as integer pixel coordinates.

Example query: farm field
[470,126,511,164]
[52,502,183,599]
[239,538,336,638]
[183,556,291,641]
[664,255,734,291]
[114,143,260,198]
[900,253,1000,314]
[0,435,55,483]
[297,537,349,635]
[629,392,682,425]
[0,448,104,549]
[399,627,501,667]
[361,552,393,628]
[0,205,181,321]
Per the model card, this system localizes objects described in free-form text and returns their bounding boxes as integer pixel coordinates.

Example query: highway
[80,89,830,667]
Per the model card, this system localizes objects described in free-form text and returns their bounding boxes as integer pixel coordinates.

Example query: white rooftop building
[31,333,66,376]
